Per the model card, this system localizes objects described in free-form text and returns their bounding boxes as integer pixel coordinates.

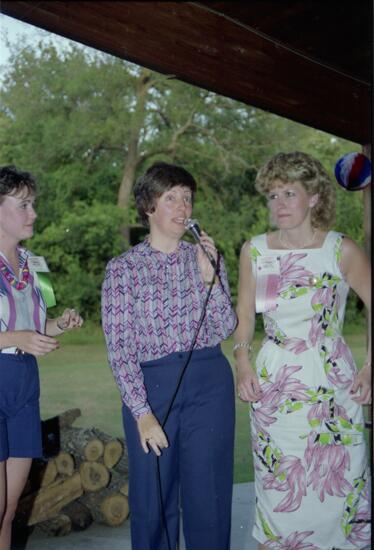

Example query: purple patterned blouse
[101,239,237,419]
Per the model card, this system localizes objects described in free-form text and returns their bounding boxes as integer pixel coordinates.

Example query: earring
[310,195,319,208]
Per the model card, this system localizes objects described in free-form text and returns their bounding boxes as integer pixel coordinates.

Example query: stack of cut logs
[15,409,130,537]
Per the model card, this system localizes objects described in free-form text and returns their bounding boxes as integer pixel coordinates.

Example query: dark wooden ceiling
[1,1,372,144]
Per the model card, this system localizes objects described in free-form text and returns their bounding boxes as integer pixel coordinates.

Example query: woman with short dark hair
[102,161,237,550]
[134,161,197,227]
[0,165,83,550]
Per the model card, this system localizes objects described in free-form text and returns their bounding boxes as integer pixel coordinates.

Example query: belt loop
[0,347,25,355]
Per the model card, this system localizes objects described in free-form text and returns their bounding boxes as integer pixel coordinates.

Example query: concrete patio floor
[12,483,257,550]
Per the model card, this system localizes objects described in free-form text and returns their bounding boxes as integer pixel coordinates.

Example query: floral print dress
[249,231,370,550]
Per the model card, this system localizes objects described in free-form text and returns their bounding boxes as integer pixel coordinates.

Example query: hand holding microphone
[184,218,218,284]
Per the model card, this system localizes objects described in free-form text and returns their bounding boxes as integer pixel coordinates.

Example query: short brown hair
[0,165,37,204]
[134,162,197,227]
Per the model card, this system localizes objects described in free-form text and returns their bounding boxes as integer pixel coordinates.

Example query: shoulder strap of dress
[323,231,345,277]
[249,233,267,256]
[322,230,343,252]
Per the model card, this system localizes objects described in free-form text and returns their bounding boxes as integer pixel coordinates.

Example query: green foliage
[29,202,125,320]
[193,170,268,298]
[335,187,364,245]
[0,38,367,322]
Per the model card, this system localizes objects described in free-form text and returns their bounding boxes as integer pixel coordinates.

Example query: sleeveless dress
[249,231,371,550]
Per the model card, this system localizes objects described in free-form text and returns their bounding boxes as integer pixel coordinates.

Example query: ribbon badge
[28,256,56,308]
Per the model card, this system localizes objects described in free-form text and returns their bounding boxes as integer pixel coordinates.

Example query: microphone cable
[155,252,221,550]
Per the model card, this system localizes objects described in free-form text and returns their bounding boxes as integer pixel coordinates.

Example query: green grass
[38,324,368,483]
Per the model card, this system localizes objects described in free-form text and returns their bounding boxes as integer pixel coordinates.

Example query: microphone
[184,217,201,241]
[184,218,217,269]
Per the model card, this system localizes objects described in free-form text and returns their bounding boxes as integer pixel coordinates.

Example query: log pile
[15,409,130,537]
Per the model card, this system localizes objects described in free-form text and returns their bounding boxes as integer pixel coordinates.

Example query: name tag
[256,255,280,276]
[28,256,50,273]
[255,255,280,313]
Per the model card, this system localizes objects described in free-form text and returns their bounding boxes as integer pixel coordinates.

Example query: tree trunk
[35,514,72,537]
[103,439,123,469]
[60,426,128,473]
[28,459,58,491]
[79,491,129,526]
[100,494,129,527]
[84,439,105,462]
[111,445,129,476]
[61,501,93,531]
[117,69,154,244]
[60,427,105,462]
[107,470,129,496]
[55,452,75,477]
[61,425,126,465]
[79,461,110,492]
[117,69,152,211]
[120,479,129,497]
[17,472,83,526]
[43,408,81,430]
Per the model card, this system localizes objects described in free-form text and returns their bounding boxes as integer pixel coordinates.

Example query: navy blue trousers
[122,345,235,550]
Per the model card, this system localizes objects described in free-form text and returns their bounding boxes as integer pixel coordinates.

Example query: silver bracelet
[233,341,252,354]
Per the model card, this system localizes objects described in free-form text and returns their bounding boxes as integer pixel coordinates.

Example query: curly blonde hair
[255,152,336,229]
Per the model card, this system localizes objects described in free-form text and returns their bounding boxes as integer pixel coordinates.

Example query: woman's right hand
[137,412,169,456]
[236,363,262,402]
[12,330,59,356]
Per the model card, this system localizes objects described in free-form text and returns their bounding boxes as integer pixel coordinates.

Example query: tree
[0,41,312,217]
[0,38,364,320]
[30,201,123,320]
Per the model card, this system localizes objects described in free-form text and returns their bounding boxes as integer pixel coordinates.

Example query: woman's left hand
[57,308,84,331]
[350,363,371,405]
[196,231,218,284]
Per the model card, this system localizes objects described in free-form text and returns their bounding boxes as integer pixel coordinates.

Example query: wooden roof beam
[1,1,371,143]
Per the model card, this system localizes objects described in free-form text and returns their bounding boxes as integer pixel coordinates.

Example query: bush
[29,201,125,321]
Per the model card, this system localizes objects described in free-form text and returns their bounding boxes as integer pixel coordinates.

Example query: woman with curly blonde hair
[255,151,336,230]
[234,151,371,549]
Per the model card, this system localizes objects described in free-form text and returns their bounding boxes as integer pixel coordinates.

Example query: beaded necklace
[0,255,30,290]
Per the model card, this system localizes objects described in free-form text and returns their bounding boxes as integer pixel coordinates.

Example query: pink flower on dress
[326,366,352,389]
[329,337,353,366]
[311,287,334,310]
[308,314,324,346]
[309,286,340,347]
[278,253,313,293]
[304,433,352,502]
[252,406,278,432]
[263,455,307,512]
[252,365,309,432]
[326,336,356,389]
[262,364,309,405]
[265,530,318,550]
[283,337,309,354]
[347,481,371,547]
[307,399,348,424]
